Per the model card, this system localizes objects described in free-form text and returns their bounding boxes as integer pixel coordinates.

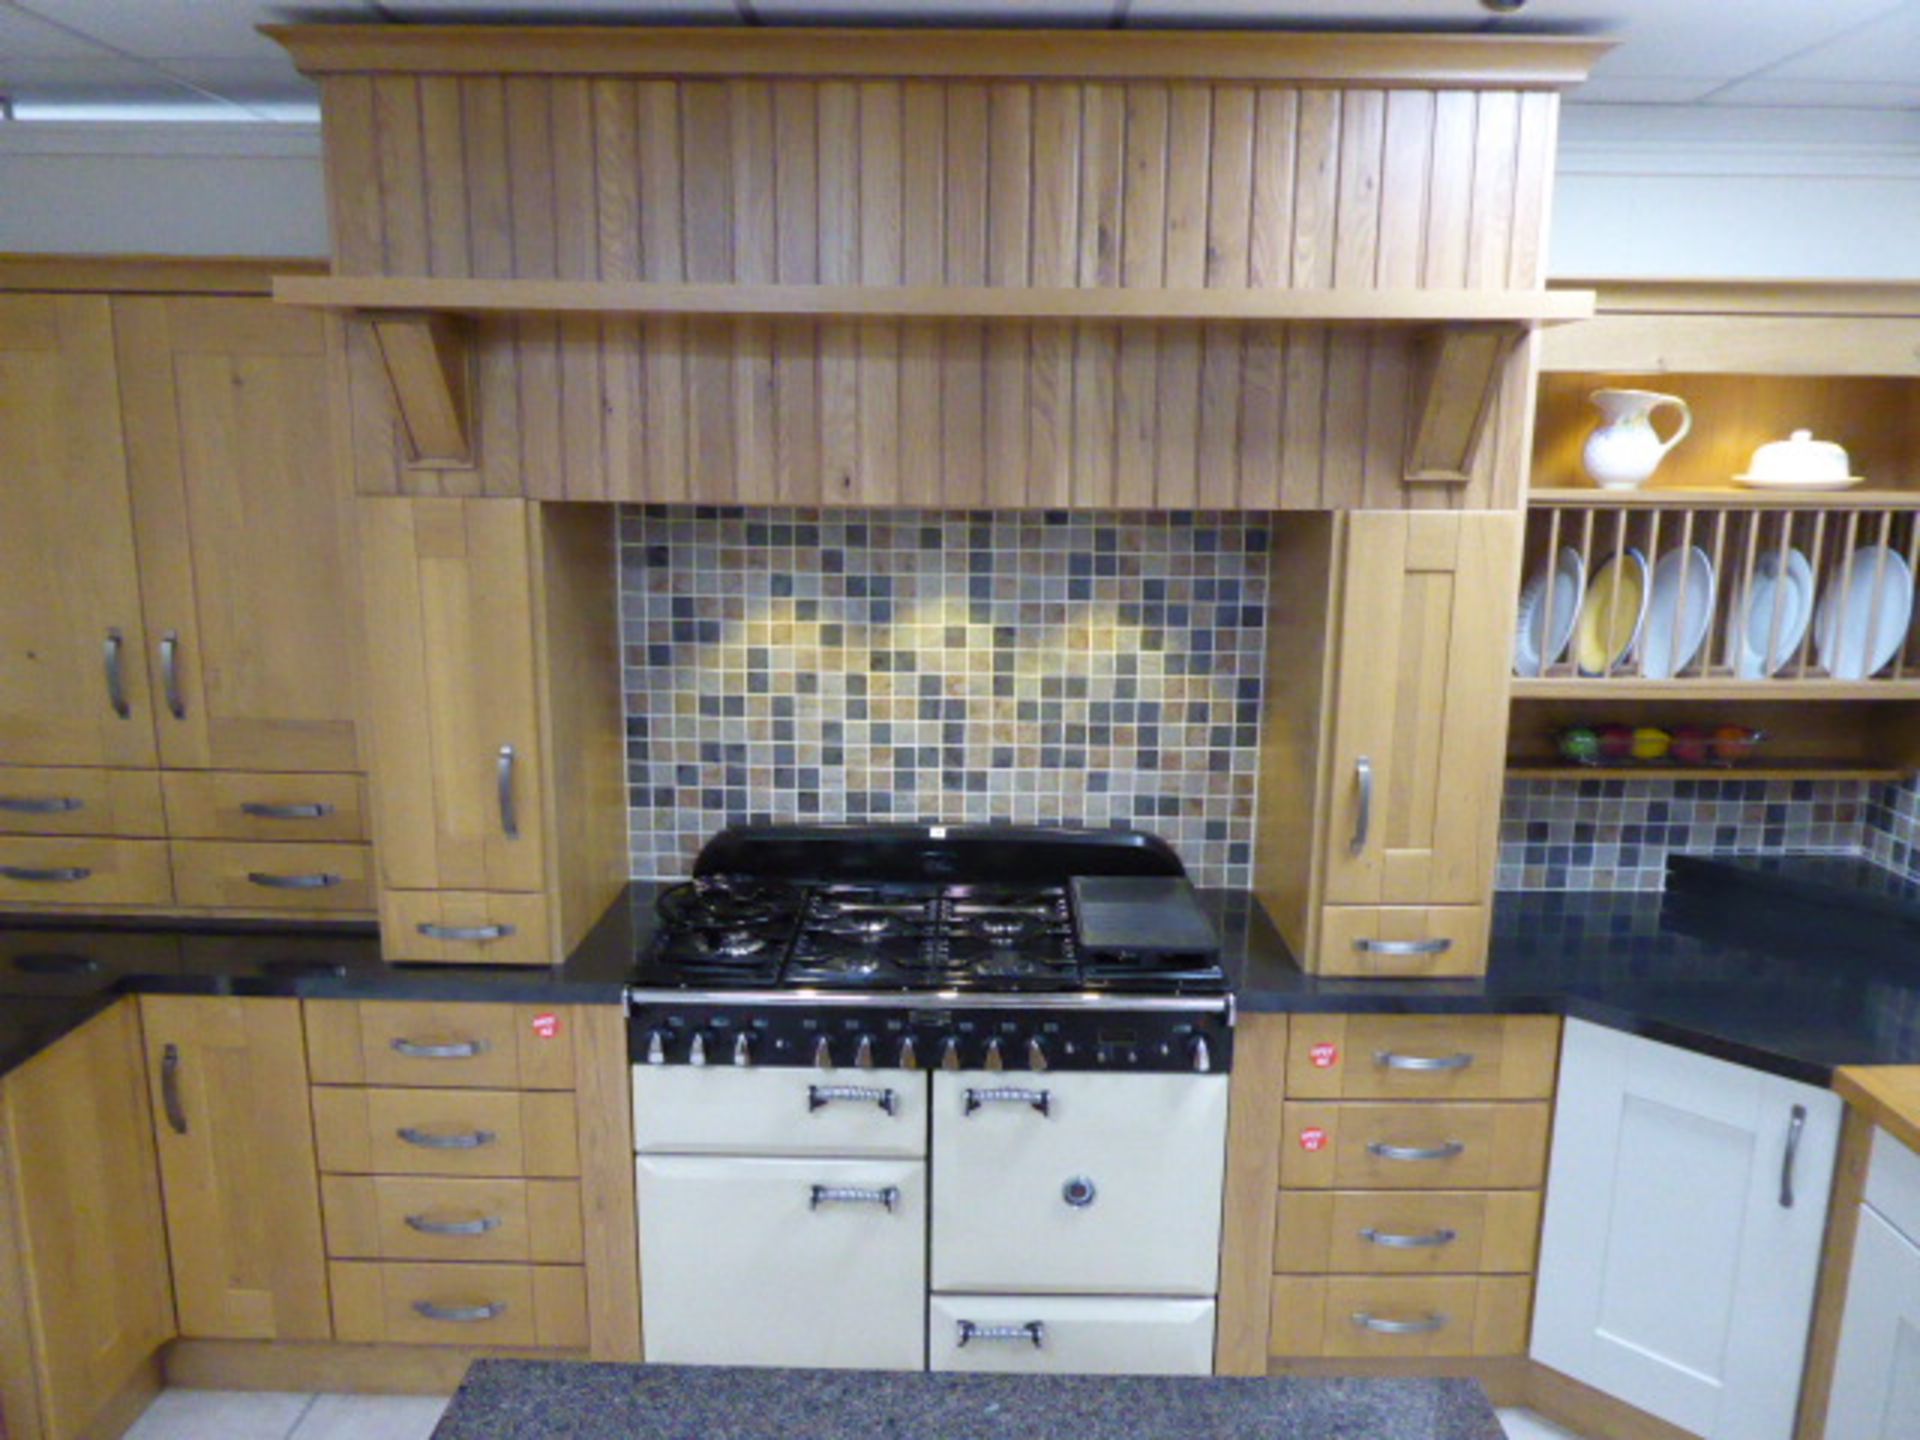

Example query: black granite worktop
[430,1359,1504,1440]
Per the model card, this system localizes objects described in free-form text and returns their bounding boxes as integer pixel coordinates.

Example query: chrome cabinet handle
[392,1037,490,1060]
[413,1300,507,1324]
[1375,1051,1474,1073]
[240,801,335,821]
[1362,1227,1459,1250]
[807,1084,899,1116]
[0,795,83,814]
[1781,1104,1808,1209]
[246,871,342,890]
[1353,938,1452,956]
[0,865,91,883]
[963,1086,1052,1117]
[497,745,518,839]
[160,630,186,719]
[161,1042,188,1135]
[1350,755,1373,855]
[957,1321,1045,1349]
[405,1212,503,1237]
[809,1184,900,1213]
[1352,1311,1448,1336]
[417,922,513,942]
[104,629,130,719]
[1367,1140,1466,1163]
[397,1126,496,1150]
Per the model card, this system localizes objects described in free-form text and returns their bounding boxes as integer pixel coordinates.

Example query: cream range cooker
[627,825,1233,1374]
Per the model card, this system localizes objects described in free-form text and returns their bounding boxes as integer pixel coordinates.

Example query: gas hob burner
[657,875,802,931]
[967,912,1044,947]
[693,929,772,959]
[825,912,910,942]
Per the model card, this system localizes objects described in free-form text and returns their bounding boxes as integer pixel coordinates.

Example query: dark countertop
[430,1359,1504,1440]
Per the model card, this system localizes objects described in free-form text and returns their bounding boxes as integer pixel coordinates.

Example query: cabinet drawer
[1268,1275,1531,1358]
[321,1176,583,1264]
[1316,907,1487,978]
[161,772,367,842]
[307,1000,576,1091]
[1280,1102,1551,1190]
[312,1087,579,1178]
[0,767,163,837]
[1285,1016,1560,1101]
[929,1296,1215,1376]
[329,1260,586,1349]
[170,840,373,913]
[633,1067,928,1159]
[380,890,551,966]
[0,837,172,907]
[1274,1190,1542,1275]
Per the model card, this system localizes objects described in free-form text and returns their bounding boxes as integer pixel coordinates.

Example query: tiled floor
[123,1391,450,1440]
[1498,1408,1589,1439]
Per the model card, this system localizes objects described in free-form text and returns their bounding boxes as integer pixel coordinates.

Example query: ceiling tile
[751,0,1118,24]
[12,0,344,61]
[0,4,112,58]
[1708,77,1920,109]
[1527,0,1912,80]
[163,57,320,115]
[1570,75,1727,105]
[1756,0,1920,83]
[0,57,247,117]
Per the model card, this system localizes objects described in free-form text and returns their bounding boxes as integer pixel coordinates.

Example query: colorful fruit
[1670,726,1711,766]
[1713,725,1760,764]
[1597,724,1635,761]
[1557,727,1600,764]
[1631,727,1671,761]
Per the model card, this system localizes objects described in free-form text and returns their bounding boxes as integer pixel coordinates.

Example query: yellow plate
[1575,550,1648,676]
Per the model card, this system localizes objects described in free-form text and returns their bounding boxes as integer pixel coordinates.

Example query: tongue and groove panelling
[320,73,1555,508]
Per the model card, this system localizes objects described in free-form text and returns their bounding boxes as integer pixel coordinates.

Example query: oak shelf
[1511,680,1920,700]
[1506,761,1912,782]
[1529,488,1920,512]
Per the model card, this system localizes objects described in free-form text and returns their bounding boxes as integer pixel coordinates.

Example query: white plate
[1815,546,1915,680]
[1638,546,1716,680]
[1729,548,1815,679]
[1575,549,1650,677]
[1514,546,1585,678]
[1733,474,1866,492]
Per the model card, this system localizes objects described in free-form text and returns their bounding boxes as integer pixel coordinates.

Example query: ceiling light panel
[15,0,372,61]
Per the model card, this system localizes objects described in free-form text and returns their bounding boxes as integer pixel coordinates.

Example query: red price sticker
[1298,1126,1328,1153]
[1308,1042,1339,1069]
[531,1012,561,1040]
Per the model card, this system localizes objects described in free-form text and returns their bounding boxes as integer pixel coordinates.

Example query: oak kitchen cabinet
[1532,1019,1842,1440]
[0,1001,174,1440]
[0,277,368,917]
[140,996,331,1341]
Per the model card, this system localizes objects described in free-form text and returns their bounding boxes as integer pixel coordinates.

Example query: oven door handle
[963,1086,1052,1117]
[807,1085,899,1117]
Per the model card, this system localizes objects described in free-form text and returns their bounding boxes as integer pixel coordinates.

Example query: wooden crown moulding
[0,254,326,295]
[1552,278,1920,320]
[264,24,1611,89]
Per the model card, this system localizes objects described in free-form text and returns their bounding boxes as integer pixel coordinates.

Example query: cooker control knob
[854,1034,876,1070]
[984,1038,1004,1073]
[813,1035,834,1070]
[1026,1037,1049,1073]
[732,1032,752,1067]
[897,1036,919,1071]
[687,1032,708,1068]
[940,1037,962,1072]
[1190,1035,1212,1074]
[644,1031,666,1066]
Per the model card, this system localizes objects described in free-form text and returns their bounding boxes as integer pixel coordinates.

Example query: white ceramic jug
[1581,388,1693,490]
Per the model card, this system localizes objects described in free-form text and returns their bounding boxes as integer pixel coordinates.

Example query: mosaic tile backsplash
[619,506,1268,887]
[1867,777,1920,883]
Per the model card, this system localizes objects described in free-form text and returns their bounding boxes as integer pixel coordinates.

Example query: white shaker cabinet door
[1827,1205,1920,1440]
[637,1155,926,1370]
[1530,1020,1840,1440]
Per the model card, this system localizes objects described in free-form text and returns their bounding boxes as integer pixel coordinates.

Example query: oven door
[637,1155,926,1370]
[930,1071,1227,1295]
[929,1295,1216,1375]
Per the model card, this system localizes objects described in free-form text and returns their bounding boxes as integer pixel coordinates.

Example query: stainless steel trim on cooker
[625,988,1232,1017]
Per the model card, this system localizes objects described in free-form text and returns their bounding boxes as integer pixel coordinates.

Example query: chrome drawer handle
[392,1037,490,1060]
[809,1184,899,1213]
[1361,1227,1459,1250]
[808,1084,899,1116]
[1375,1051,1474,1073]
[1781,1103,1808,1209]
[1352,1311,1448,1336]
[1353,938,1452,956]
[1367,1140,1466,1163]
[104,629,131,718]
[417,922,513,942]
[413,1300,507,1324]
[405,1212,504,1237]
[240,801,335,820]
[0,795,83,814]
[957,1320,1045,1349]
[0,865,91,883]
[160,631,186,719]
[964,1086,1052,1117]
[1350,756,1373,855]
[497,744,519,840]
[246,871,342,890]
[397,1126,496,1150]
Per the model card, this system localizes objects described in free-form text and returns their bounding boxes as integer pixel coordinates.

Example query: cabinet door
[1320,512,1519,906]
[1531,1020,1841,1440]
[116,297,361,773]
[1826,1205,1920,1440]
[141,996,330,1340]
[0,295,156,768]
[360,498,546,892]
[0,1002,173,1440]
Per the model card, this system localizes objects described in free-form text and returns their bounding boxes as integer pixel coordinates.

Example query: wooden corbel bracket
[367,311,474,468]
[1403,323,1522,484]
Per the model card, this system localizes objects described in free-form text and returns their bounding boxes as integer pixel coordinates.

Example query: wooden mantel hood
[266,24,1610,89]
